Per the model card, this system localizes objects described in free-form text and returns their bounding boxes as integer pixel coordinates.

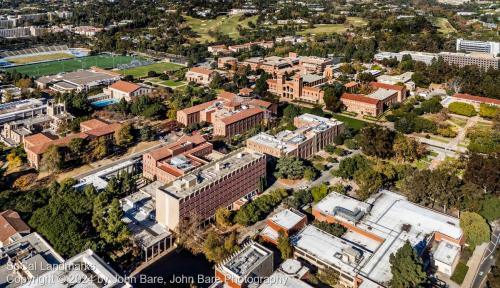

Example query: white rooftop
[368,89,397,101]
[218,242,273,280]
[291,225,372,278]
[269,209,306,230]
[314,192,371,224]
[73,159,139,190]
[433,240,460,266]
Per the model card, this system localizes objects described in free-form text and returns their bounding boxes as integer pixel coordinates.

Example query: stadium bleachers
[0,45,69,58]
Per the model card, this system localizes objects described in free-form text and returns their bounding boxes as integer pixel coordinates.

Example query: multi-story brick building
[267,73,327,104]
[247,114,344,159]
[185,67,216,86]
[340,82,404,117]
[155,148,266,231]
[177,92,274,137]
[260,208,307,244]
[142,135,212,184]
[298,55,335,74]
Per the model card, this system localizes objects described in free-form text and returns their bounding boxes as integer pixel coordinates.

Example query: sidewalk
[462,243,489,288]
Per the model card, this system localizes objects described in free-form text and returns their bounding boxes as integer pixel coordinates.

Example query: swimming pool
[91,98,119,107]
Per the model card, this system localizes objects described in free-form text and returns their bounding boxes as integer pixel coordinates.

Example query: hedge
[479,103,499,119]
[448,102,477,117]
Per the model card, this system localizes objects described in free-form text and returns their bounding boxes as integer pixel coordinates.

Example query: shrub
[313,220,347,237]
[437,127,458,138]
[344,139,359,150]
[479,103,499,119]
[450,262,469,284]
[448,102,477,117]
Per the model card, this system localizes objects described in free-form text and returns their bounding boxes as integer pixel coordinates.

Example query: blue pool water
[91,99,119,107]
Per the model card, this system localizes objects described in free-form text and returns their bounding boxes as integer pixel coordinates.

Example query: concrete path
[462,243,489,288]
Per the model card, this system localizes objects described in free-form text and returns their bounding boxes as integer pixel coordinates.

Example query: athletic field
[118,62,184,78]
[7,52,75,65]
[4,55,139,77]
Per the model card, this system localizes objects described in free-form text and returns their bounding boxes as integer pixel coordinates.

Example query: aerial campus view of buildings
[0,1,499,288]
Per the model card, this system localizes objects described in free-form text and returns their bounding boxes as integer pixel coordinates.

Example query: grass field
[184,14,259,42]
[431,17,457,34]
[331,113,368,130]
[7,53,75,65]
[297,17,368,36]
[5,55,138,77]
[119,62,183,78]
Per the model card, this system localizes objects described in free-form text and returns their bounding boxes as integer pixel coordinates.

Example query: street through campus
[471,224,499,288]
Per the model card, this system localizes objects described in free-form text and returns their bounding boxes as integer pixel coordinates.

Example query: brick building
[247,114,344,159]
[103,80,152,102]
[142,135,212,184]
[340,82,405,117]
[267,74,327,104]
[177,92,275,137]
[260,208,307,244]
[0,210,30,247]
[155,148,266,231]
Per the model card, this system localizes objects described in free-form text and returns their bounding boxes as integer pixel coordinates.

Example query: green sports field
[4,55,139,77]
[118,62,184,78]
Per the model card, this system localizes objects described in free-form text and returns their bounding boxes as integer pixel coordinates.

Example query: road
[74,132,180,180]
[471,223,499,288]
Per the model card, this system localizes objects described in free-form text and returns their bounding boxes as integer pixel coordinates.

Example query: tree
[209,72,223,89]
[100,199,130,247]
[322,83,344,112]
[313,220,347,237]
[389,241,428,288]
[274,156,305,180]
[356,125,396,159]
[68,137,87,159]
[254,72,269,96]
[355,168,384,200]
[114,123,134,146]
[463,153,499,194]
[277,232,293,260]
[333,154,370,179]
[311,184,330,203]
[460,212,491,249]
[215,207,232,228]
[303,167,318,181]
[283,105,301,121]
[393,136,427,162]
[41,145,63,172]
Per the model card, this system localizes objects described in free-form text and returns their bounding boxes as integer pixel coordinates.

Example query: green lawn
[184,14,258,42]
[431,17,457,34]
[4,55,138,77]
[451,261,469,284]
[118,62,183,78]
[7,52,75,64]
[160,79,185,87]
[298,17,368,36]
[429,135,451,143]
[449,117,468,127]
[331,113,368,130]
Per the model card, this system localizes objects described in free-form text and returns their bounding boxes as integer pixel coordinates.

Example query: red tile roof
[28,133,88,155]
[80,118,108,130]
[23,133,54,146]
[0,210,30,243]
[249,99,273,109]
[220,107,263,125]
[452,93,500,106]
[179,100,219,115]
[189,67,214,76]
[84,123,121,137]
[146,135,208,161]
[109,80,142,93]
[370,82,405,92]
[341,93,380,105]
[219,91,237,102]
[239,88,253,95]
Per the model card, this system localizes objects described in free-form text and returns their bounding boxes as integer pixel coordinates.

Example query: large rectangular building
[456,38,500,55]
[439,51,499,70]
[247,114,344,159]
[155,148,266,231]
[267,74,327,104]
[302,190,464,287]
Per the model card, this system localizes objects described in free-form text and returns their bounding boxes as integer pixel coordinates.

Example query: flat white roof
[368,89,396,101]
[74,159,139,190]
[434,240,460,266]
[269,209,305,230]
[292,225,372,278]
[219,242,273,279]
[314,192,371,224]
